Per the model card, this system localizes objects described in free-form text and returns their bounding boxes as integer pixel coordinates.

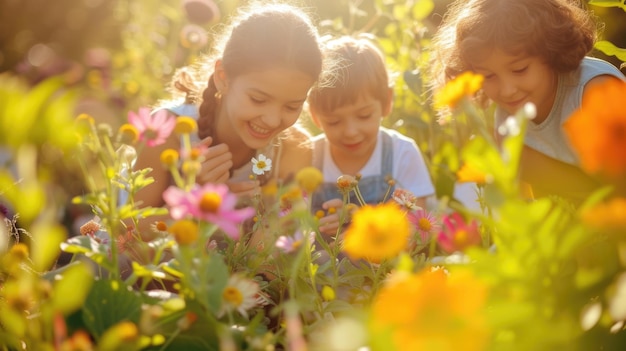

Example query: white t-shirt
[317,127,435,198]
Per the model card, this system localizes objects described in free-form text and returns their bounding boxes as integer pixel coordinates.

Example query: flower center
[418,218,432,232]
[256,160,267,169]
[223,286,243,307]
[292,239,303,250]
[199,192,221,213]
[453,229,468,246]
[144,128,158,140]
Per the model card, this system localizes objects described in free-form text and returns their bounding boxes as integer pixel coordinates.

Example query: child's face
[313,93,385,161]
[470,49,558,122]
[219,66,315,150]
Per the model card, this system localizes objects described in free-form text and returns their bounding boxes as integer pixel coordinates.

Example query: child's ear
[382,87,394,117]
[213,60,229,93]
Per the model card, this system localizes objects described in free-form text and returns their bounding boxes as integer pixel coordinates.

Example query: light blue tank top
[495,57,625,165]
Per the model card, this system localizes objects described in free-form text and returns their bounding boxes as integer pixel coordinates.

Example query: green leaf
[82,279,144,340]
[412,0,434,20]
[50,261,94,314]
[588,0,626,11]
[594,40,626,61]
[60,235,114,270]
[31,221,67,272]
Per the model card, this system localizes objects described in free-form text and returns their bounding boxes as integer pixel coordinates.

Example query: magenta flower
[128,107,176,147]
[437,212,481,253]
[407,208,441,243]
[163,183,255,240]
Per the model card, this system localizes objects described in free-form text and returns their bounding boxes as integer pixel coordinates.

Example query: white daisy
[219,274,262,319]
[251,154,272,175]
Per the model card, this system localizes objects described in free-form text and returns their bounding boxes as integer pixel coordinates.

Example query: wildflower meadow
[1,1,626,351]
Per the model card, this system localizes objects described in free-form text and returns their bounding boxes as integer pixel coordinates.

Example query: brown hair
[165,2,324,140]
[308,35,391,115]
[428,0,597,95]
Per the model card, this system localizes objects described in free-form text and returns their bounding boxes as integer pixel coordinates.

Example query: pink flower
[128,107,175,147]
[407,208,441,243]
[437,212,481,253]
[275,231,315,253]
[163,183,255,240]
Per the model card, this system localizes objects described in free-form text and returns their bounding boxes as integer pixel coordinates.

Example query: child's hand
[197,137,232,185]
[226,180,261,199]
[318,198,345,236]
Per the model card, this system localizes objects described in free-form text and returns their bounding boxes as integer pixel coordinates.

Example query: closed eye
[513,66,528,74]
[250,96,266,104]
[285,104,302,112]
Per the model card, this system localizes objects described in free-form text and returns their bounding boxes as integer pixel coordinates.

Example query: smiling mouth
[249,122,272,138]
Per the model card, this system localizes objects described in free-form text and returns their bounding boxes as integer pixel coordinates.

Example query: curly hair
[428,0,598,96]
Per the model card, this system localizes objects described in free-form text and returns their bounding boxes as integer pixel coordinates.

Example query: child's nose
[500,78,517,97]
[343,120,359,136]
[261,108,282,128]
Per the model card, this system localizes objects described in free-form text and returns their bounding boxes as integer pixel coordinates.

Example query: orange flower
[434,71,484,110]
[581,197,626,231]
[564,79,626,179]
[342,203,410,263]
[371,268,489,351]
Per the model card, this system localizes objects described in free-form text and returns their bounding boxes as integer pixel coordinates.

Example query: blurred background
[2,0,623,130]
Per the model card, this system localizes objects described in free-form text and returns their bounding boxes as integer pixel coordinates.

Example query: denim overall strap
[310,132,394,214]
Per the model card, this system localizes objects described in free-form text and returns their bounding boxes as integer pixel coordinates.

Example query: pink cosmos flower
[162,183,255,240]
[407,208,441,243]
[437,212,481,253]
[275,231,315,254]
[128,107,176,147]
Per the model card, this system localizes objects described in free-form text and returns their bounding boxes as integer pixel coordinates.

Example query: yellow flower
[168,219,199,245]
[371,268,489,351]
[342,203,410,263]
[564,79,626,179]
[174,116,197,135]
[434,71,484,110]
[456,163,488,185]
[296,166,324,193]
[581,197,626,231]
[118,123,139,144]
[262,179,278,196]
[75,113,95,136]
[322,285,336,301]
[8,243,29,261]
[160,149,179,168]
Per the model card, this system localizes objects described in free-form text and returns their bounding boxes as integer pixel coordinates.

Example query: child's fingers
[197,144,232,184]
[322,198,344,210]
[318,213,341,236]
[227,180,261,198]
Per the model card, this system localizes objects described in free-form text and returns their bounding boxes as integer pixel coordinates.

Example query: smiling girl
[135,2,326,212]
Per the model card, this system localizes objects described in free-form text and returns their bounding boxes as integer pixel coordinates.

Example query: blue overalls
[310,131,396,215]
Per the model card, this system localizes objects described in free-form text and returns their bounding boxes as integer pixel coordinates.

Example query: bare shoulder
[277,125,313,180]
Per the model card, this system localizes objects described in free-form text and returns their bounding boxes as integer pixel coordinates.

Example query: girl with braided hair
[135,2,326,212]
